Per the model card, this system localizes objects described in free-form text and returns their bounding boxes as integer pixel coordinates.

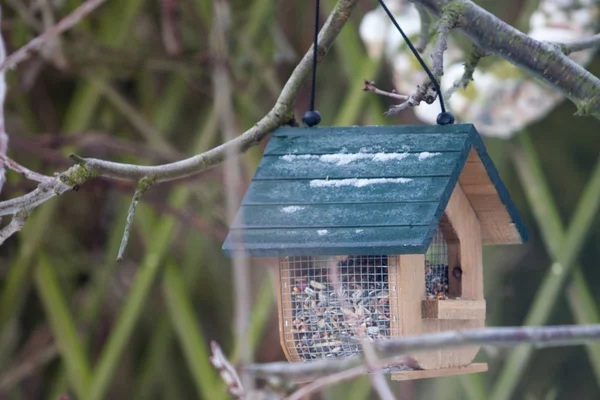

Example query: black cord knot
[436,111,455,125]
[302,110,322,127]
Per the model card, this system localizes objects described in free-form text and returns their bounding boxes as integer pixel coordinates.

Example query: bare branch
[362,80,408,101]
[371,7,459,117]
[446,45,488,98]
[412,0,600,115]
[0,0,361,233]
[0,0,109,72]
[0,154,51,183]
[210,341,245,399]
[415,5,433,52]
[0,211,29,245]
[116,177,155,262]
[248,324,600,380]
[0,14,7,194]
[383,83,436,116]
[0,164,87,217]
[285,357,419,400]
[431,17,453,77]
[362,340,396,400]
[554,33,600,55]
[160,0,182,56]
[0,345,58,392]
[4,0,44,32]
[211,0,254,391]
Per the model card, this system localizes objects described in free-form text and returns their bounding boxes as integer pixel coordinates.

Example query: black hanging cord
[378,0,454,125]
[302,0,322,127]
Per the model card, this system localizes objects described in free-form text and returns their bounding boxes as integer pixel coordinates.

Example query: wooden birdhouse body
[223,124,527,380]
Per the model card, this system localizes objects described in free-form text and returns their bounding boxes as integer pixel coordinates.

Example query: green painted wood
[222,123,529,258]
[254,151,461,179]
[223,226,430,257]
[242,177,451,205]
[272,124,473,138]
[232,203,438,229]
[264,132,469,156]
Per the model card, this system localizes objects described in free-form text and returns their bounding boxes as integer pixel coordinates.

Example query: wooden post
[421,183,485,368]
[445,184,484,301]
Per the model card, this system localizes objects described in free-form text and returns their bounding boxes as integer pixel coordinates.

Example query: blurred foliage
[0,0,599,399]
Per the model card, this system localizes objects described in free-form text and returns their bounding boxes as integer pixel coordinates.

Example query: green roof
[223,124,527,257]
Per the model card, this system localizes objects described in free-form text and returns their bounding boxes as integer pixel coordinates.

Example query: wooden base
[391,363,488,381]
[422,300,486,320]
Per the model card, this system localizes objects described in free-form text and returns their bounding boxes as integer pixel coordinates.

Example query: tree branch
[412,0,600,115]
[0,0,109,72]
[0,13,7,195]
[362,340,396,400]
[247,324,600,381]
[210,341,245,399]
[116,177,155,262]
[446,45,487,98]
[556,33,600,55]
[0,210,29,245]
[0,0,361,236]
[415,4,433,52]
[382,5,459,116]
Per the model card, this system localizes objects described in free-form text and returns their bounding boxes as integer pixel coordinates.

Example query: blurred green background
[1,0,600,399]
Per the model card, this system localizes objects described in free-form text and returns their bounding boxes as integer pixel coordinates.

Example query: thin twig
[555,33,600,55]
[285,357,418,400]
[249,324,600,379]
[0,345,59,392]
[116,177,155,262]
[362,340,396,400]
[210,341,245,399]
[161,0,182,55]
[431,19,452,77]
[0,0,361,227]
[0,0,109,72]
[411,0,600,114]
[4,0,44,32]
[0,153,51,183]
[382,84,433,117]
[0,210,30,245]
[385,12,455,117]
[446,45,488,99]
[211,0,254,392]
[415,4,432,52]
[362,80,408,101]
[38,0,68,69]
[0,15,7,194]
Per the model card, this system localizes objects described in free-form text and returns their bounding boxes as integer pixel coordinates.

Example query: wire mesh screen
[425,227,449,299]
[280,255,397,361]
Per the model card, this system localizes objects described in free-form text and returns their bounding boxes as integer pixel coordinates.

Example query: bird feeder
[222,124,527,380]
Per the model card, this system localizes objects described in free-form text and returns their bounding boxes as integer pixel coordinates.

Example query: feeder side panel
[276,257,301,362]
